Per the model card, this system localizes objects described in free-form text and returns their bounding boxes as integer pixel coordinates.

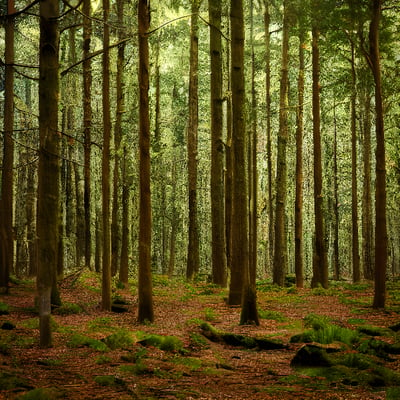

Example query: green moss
[103,329,134,350]
[0,372,30,390]
[203,307,217,321]
[54,302,83,316]
[17,387,64,400]
[258,309,288,322]
[0,301,10,315]
[142,334,183,352]
[67,333,109,352]
[94,375,125,386]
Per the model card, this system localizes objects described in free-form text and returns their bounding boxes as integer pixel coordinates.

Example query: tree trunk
[111,0,125,278]
[119,147,129,286]
[333,104,340,280]
[37,0,60,348]
[369,0,387,308]
[311,23,329,289]
[273,0,290,287]
[362,90,374,280]
[350,42,361,283]
[0,0,15,292]
[295,25,305,289]
[249,0,258,287]
[263,0,274,275]
[138,0,154,323]
[228,0,248,306]
[209,0,227,287]
[102,0,112,311]
[83,0,92,270]
[186,0,200,282]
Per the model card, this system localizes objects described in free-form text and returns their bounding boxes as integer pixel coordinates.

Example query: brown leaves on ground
[0,273,399,399]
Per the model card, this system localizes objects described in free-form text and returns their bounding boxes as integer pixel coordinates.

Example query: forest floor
[0,272,400,400]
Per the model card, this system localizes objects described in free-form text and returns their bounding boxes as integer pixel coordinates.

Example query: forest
[0,0,400,398]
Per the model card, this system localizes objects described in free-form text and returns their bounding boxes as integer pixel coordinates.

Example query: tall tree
[294,13,305,288]
[37,0,60,347]
[102,0,112,311]
[209,0,227,286]
[311,3,329,288]
[249,0,258,287]
[230,0,259,325]
[273,0,290,287]
[0,0,15,293]
[186,0,201,282]
[369,0,387,308]
[111,0,126,277]
[263,0,274,273]
[83,0,92,270]
[350,41,361,283]
[138,0,154,323]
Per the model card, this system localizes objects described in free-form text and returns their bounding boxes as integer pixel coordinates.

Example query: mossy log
[199,322,287,350]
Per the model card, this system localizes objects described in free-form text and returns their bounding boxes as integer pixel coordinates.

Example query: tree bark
[295,25,305,289]
[311,22,328,289]
[138,0,154,323]
[350,42,361,283]
[0,0,15,292]
[111,0,125,278]
[186,0,200,282]
[209,0,227,287]
[37,0,60,348]
[83,0,92,270]
[369,0,387,308]
[273,0,290,287]
[102,0,112,311]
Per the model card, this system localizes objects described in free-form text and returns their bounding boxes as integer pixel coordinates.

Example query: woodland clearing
[0,272,399,399]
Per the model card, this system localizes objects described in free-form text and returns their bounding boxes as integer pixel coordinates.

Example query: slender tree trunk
[37,0,60,348]
[0,0,15,292]
[295,26,305,288]
[263,0,274,275]
[249,0,258,287]
[362,91,374,280]
[186,0,200,282]
[369,0,387,308]
[350,42,361,283]
[311,23,328,289]
[83,0,92,270]
[209,0,227,286]
[138,0,154,323]
[111,0,125,278]
[225,5,233,277]
[102,0,112,311]
[273,0,290,287]
[119,147,129,286]
[333,104,340,280]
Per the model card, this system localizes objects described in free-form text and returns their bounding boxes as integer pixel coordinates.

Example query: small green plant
[103,329,134,350]
[67,333,109,352]
[142,334,183,352]
[94,375,125,387]
[172,356,202,371]
[203,307,217,321]
[96,355,112,365]
[258,310,288,322]
[18,387,65,399]
[0,301,10,315]
[387,387,400,400]
[87,316,114,331]
[54,302,83,316]
[189,332,209,349]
